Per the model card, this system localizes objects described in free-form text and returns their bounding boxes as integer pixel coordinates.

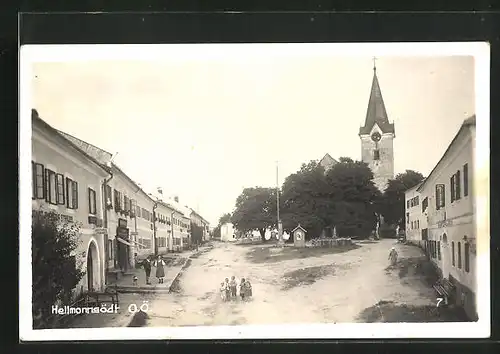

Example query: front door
[87,249,93,291]
[441,233,450,279]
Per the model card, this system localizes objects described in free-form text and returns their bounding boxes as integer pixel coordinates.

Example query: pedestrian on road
[240,278,246,300]
[220,282,227,301]
[224,277,231,300]
[142,257,152,285]
[229,276,237,299]
[244,278,253,298]
[388,247,398,266]
[154,255,166,284]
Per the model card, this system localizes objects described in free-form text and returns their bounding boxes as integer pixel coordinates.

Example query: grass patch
[357,300,471,322]
[282,264,336,290]
[246,244,360,264]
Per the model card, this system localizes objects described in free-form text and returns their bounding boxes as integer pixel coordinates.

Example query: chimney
[174,196,179,203]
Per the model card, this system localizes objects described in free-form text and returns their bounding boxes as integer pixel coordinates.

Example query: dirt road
[143,239,440,326]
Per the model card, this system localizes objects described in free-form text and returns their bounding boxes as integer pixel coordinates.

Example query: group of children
[220,276,252,301]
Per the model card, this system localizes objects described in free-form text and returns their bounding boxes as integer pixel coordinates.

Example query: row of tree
[216,157,424,241]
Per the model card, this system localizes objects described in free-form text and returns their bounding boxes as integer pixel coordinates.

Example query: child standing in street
[224,277,231,301]
[244,278,253,299]
[240,278,246,300]
[229,276,237,299]
[220,282,227,301]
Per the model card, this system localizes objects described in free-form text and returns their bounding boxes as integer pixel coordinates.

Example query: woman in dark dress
[154,255,166,284]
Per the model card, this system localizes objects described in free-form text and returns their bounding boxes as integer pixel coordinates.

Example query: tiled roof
[359,70,395,135]
[32,109,109,174]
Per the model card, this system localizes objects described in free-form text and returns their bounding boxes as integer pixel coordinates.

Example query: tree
[231,187,276,242]
[280,160,331,239]
[218,213,232,226]
[32,210,85,329]
[325,157,382,238]
[190,222,203,245]
[379,169,425,228]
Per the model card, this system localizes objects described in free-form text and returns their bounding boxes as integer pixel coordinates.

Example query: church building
[359,61,396,192]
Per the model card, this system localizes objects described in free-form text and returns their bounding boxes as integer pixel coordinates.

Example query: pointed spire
[359,62,395,136]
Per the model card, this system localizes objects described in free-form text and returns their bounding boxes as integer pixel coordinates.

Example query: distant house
[220,223,236,242]
[319,153,338,173]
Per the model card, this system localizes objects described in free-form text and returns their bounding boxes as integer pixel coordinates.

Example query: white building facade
[415,115,477,320]
[221,223,236,242]
[32,111,109,295]
[404,182,428,247]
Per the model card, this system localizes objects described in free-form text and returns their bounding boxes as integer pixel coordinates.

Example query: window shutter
[45,169,50,202]
[32,161,36,199]
[456,170,461,199]
[450,175,455,203]
[435,185,440,209]
[441,185,446,208]
[88,188,92,214]
[66,178,70,208]
[463,163,469,196]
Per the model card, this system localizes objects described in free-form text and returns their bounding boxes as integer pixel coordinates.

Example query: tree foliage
[379,169,425,228]
[218,213,232,226]
[190,222,203,244]
[231,187,277,241]
[280,158,381,239]
[32,210,85,329]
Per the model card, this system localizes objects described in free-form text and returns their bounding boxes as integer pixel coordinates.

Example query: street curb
[124,246,213,326]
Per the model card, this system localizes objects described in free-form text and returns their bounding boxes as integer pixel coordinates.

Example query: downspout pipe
[103,170,114,285]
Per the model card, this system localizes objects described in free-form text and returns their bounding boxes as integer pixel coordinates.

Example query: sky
[30,48,475,225]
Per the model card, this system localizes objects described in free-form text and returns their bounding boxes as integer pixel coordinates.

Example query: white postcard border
[19,42,490,340]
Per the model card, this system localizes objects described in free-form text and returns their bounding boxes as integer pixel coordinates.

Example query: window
[65,178,78,209]
[44,169,57,204]
[107,239,113,260]
[464,242,470,272]
[124,196,130,213]
[435,184,445,210]
[56,174,65,205]
[456,170,461,200]
[130,199,136,217]
[32,162,46,199]
[422,197,428,213]
[463,163,469,197]
[457,242,462,269]
[406,213,409,224]
[417,220,419,229]
[452,242,455,266]
[373,149,380,160]
[136,205,141,218]
[88,188,97,215]
[407,200,410,209]
[105,185,112,206]
[437,241,441,260]
[416,196,419,206]
[114,189,122,211]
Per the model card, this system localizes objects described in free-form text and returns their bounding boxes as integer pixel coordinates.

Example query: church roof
[359,68,395,136]
[319,153,338,171]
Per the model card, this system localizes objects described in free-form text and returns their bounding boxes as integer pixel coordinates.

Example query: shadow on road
[356,300,471,322]
[282,264,337,290]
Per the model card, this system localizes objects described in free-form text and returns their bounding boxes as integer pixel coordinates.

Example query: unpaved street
[142,239,439,326]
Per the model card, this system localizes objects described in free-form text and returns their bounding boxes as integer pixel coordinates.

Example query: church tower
[359,59,395,192]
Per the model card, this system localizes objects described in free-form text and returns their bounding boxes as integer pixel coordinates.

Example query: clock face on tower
[371,132,381,142]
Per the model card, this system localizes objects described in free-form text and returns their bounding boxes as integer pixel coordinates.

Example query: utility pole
[153,201,158,256]
[276,161,284,246]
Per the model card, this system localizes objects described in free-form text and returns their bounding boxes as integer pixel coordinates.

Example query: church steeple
[359,62,395,136]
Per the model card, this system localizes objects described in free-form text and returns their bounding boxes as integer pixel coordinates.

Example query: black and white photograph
[19,42,490,340]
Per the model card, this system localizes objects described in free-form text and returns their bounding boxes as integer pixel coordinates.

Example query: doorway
[87,241,99,291]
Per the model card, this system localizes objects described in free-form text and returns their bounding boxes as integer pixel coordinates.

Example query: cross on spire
[372,56,377,72]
